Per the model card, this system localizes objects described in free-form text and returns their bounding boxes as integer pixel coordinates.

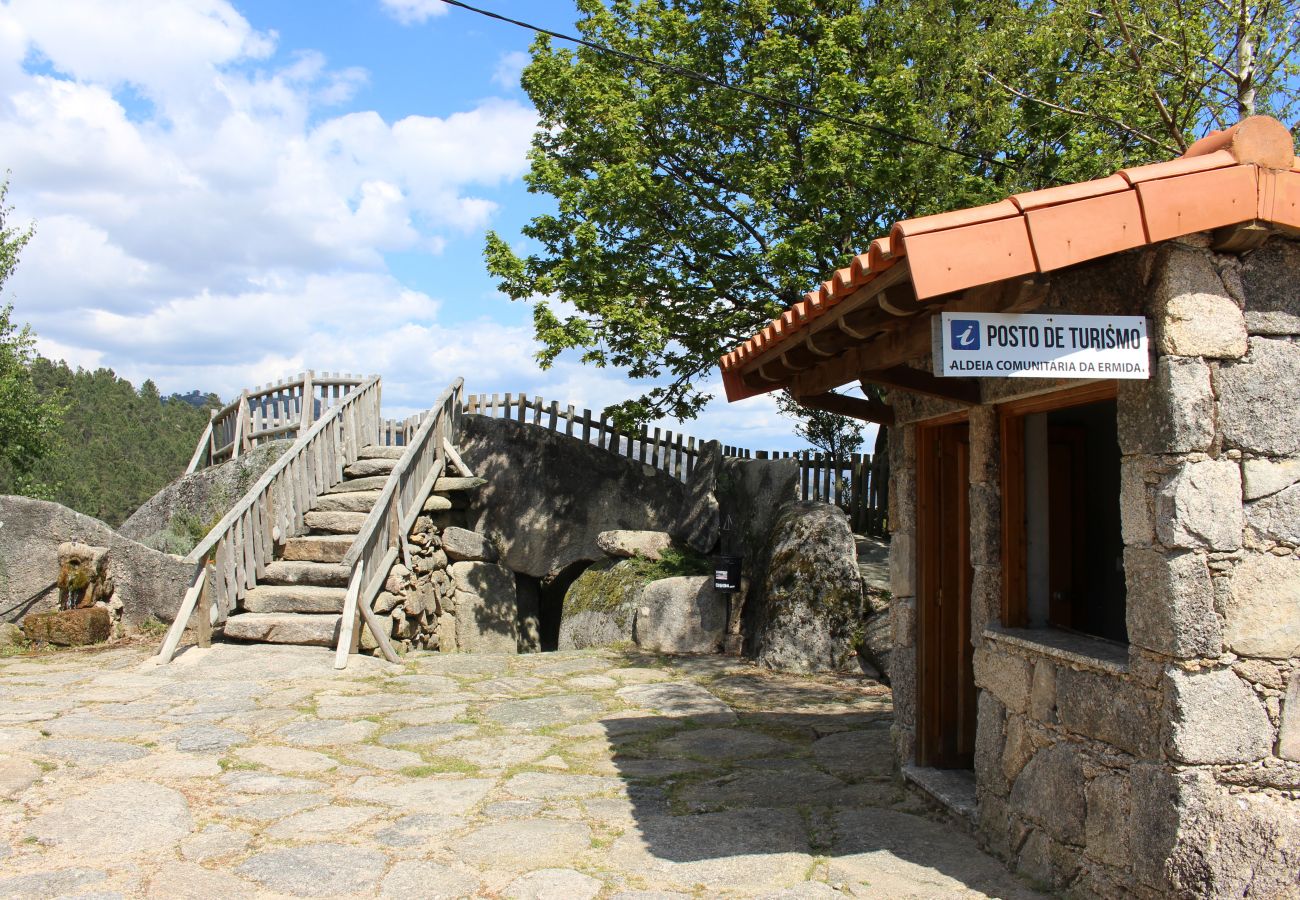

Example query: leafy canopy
[0,180,61,492]
[486,0,1299,425]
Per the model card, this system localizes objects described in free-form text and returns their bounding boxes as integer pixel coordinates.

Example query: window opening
[1002,393,1126,643]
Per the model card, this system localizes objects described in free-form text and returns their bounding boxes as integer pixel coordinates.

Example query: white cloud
[379,0,450,26]
[492,50,529,89]
[0,0,801,451]
[1,0,537,396]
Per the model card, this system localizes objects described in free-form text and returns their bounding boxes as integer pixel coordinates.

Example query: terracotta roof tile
[719,116,1299,398]
[1119,150,1236,185]
[1136,165,1257,242]
[1011,173,1129,212]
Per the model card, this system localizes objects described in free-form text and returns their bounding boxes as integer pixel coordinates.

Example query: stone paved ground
[0,642,1047,899]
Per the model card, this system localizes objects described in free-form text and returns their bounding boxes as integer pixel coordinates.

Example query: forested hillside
[0,358,220,525]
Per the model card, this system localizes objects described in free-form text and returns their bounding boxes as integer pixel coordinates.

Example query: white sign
[936,312,1149,379]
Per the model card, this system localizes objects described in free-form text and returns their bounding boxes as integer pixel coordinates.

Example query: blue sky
[0,0,813,450]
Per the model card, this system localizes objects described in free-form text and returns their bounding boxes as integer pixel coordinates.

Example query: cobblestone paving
[0,643,1046,898]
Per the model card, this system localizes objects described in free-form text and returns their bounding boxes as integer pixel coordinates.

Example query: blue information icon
[950,319,980,351]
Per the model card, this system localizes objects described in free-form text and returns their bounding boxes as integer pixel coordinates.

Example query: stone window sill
[982,626,1128,675]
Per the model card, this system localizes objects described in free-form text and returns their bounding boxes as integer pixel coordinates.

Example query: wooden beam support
[795,391,896,426]
[863,365,980,404]
[789,317,934,397]
[1212,220,1272,252]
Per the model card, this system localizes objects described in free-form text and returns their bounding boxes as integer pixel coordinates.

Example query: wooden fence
[187,372,431,473]
[465,392,887,535]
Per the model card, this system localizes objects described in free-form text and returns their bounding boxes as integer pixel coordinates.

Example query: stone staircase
[221,446,404,647]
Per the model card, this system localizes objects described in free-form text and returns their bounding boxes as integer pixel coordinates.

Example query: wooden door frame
[915,416,975,769]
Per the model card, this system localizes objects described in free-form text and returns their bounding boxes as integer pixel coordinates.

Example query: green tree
[776,389,864,462]
[0,181,61,493]
[486,0,1298,425]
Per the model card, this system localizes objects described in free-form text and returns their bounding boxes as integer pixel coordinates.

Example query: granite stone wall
[887,237,1300,898]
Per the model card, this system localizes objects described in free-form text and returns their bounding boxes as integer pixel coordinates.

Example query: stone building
[719,116,1300,897]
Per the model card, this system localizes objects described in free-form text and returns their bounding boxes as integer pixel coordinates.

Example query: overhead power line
[435,0,1066,183]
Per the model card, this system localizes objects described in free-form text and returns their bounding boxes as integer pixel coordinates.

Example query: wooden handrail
[182,376,382,621]
[334,379,462,666]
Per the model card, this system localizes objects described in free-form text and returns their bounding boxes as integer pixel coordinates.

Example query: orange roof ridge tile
[1120,150,1236,185]
[1011,173,1130,213]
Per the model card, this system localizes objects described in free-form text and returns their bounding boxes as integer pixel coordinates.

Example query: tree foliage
[0,359,220,525]
[776,389,864,461]
[486,0,1299,425]
[0,181,62,493]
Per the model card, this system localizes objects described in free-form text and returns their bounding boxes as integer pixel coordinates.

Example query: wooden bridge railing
[158,376,383,661]
[464,391,887,536]
[335,379,464,668]
[187,371,370,473]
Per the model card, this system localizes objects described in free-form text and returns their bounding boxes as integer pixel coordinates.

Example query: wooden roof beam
[794,391,895,426]
[862,365,980,405]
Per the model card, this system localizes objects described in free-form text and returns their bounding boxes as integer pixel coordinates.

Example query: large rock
[557,559,644,650]
[1223,554,1300,658]
[21,607,110,646]
[457,415,683,579]
[1167,770,1300,898]
[716,456,800,649]
[672,439,721,553]
[453,587,518,655]
[1008,742,1086,845]
[1240,237,1300,335]
[1154,457,1243,551]
[1218,338,1300,455]
[118,440,291,553]
[634,576,725,653]
[1165,667,1273,765]
[442,527,497,563]
[596,530,674,560]
[0,496,194,628]
[752,502,863,673]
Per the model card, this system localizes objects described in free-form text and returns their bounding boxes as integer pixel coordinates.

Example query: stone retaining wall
[887,237,1300,897]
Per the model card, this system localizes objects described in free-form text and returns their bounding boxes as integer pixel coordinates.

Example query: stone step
[344,458,397,478]
[314,490,383,513]
[303,510,368,535]
[240,585,347,614]
[223,613,341,646]
[282,535,353,563]
[358,445,404,460]
[433,476,487,493]
[326,475,389,494]
[262,561,351,588]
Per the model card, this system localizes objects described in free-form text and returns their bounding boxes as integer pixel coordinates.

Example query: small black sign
[713,555,742,591]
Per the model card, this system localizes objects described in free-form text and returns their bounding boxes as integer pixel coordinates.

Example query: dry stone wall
[887,238,1300,898]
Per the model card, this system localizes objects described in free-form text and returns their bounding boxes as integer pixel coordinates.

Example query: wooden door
[916,421,976,769]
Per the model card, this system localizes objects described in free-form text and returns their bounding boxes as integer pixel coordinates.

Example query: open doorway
[916,420,976,769]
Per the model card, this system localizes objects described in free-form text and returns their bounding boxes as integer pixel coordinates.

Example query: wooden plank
[793,391,896,426]
[581,409,592,444]
[565,405,575,437]
[186,419,214,474]
[156,565,206,663]
[334,563,365,670]
[532,395,543,425]
[548,400,559,431]
[517,394,527,423]
[651,427,662,468]
[195,565,213,648]
[442,438,475,478]
[358,547,401,664]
